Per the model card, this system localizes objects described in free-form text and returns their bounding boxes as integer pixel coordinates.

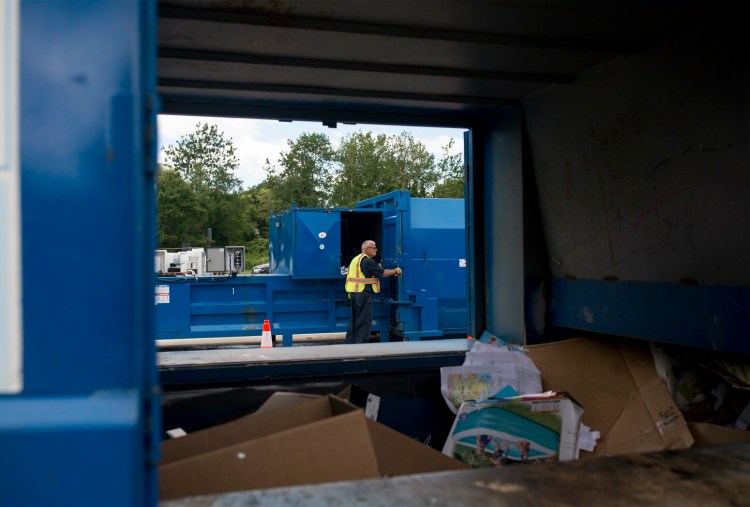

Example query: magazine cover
[440,343,542,414]
[442,392,583,467]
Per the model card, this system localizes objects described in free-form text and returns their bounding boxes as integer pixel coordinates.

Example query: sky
[157,115,467,189]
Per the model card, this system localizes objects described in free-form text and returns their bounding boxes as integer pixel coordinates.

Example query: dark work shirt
[359,256,384,293]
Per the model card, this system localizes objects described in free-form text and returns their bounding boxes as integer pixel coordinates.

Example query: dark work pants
[345,291,372,344]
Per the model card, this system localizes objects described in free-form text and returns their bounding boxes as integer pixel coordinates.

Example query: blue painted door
[293,210,342,278]
[0,1,160,506]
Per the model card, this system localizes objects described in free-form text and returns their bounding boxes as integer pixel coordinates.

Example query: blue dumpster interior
[5,2,748,506]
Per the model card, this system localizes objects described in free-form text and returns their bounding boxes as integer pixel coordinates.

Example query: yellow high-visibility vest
[345,253,380,293]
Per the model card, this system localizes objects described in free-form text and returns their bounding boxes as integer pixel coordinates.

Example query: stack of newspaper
[440,334,542,414]
[440,332,588,467]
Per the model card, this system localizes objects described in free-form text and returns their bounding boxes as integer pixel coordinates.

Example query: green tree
[231,192,269,267]
[245,237,270,270]
[266,133,334,210]
[157,124,465,270]
[159,123,248,248]
[331,131,391,207]
[163,123,243,194]
[208,190,254,246]
[382,132,438,197]
[156,166,208,247]
[241,181,276,239]
[432,138,465,198]
[330,131,442,206]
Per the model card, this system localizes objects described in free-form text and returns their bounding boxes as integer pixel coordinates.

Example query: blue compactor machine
[155,191,468,346]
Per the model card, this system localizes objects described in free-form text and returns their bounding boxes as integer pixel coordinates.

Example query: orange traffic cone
[260,319,273,348]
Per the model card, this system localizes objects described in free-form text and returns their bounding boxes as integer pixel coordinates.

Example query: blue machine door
[380,194,408,308]
[381,204,403,271]
[354,191,409,273]
[293,210,342,278]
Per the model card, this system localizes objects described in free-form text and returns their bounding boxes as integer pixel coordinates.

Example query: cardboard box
[347,384,457,449]
[253,391,321,414]
[442,392,584,467]
[527,337,694,457]
[161,394,347,465]
[688,422,750,447]
[159,394,466,500]
[162,392,323,440]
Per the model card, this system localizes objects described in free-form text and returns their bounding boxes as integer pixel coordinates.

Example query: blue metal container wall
[156,192,468,342]
[0,1,159,506]
[519,16,749,353]
[270,208,344,278]
[358,192,468,339]
[409,199,468,334]
[155,275,391,346]
[269,208,294,275]
[549,279,750,354]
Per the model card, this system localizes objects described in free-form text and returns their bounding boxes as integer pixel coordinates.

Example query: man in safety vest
[344,240,402,344]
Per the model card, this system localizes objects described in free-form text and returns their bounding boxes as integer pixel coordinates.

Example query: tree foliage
[265,133,334,210]
[163,123,243,194]
[331,131,392,207]
[158,123,252,249]
[432,138,465,198]
[156,167,207,247]
[156,122,465,269]
[328,131,450,207]
[381,132,438,197]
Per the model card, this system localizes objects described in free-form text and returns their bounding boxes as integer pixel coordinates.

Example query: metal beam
[159,4,641,53]
[159,78,518,106]
[159,95,486,128]
[159,48,575,84]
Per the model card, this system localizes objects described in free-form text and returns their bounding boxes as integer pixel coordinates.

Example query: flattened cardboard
[688,422,750,447]
[365,418,466,476]
[527,337,694,457]
[254,391,320,414]
[160,411,380,499]
[161,395,353,464]
[159,394,466,500]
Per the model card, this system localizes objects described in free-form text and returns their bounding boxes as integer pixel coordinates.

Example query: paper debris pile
[442,332,700,466]
[442,391,584,467]
[441,332,588,466]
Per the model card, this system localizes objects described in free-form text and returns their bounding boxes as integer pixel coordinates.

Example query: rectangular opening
[340,211,384,266]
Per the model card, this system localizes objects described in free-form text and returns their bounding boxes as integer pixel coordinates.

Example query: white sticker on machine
[155,285,170,304]
[0,0,22,393]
